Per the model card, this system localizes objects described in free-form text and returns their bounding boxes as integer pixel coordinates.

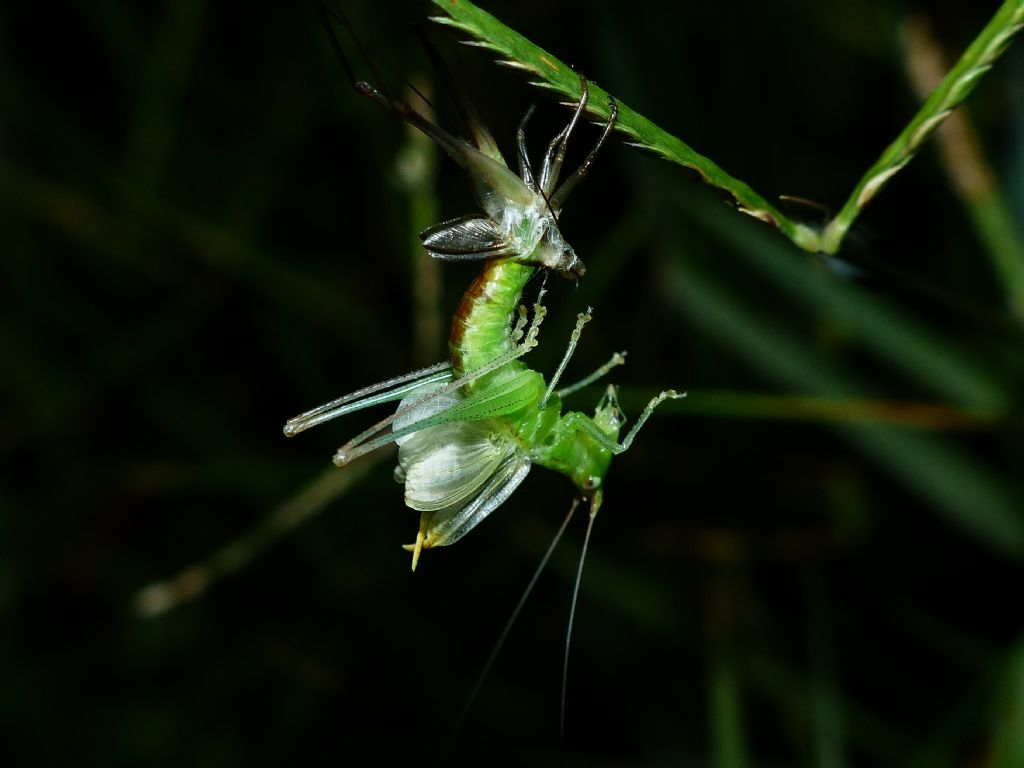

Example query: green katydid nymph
[285,8,682,570]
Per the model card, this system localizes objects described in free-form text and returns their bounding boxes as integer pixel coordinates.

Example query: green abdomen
[449,260,535,391]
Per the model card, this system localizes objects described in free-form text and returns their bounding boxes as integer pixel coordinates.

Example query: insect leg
[549,98,619,211]
[539,74,589,196]
[283,362,453,437]
[318,4,508,183]
[333,302,549,465]
[413,24,503,161]
[556,351,627,399]
[516,104,538,190]
[613,388,684,452]
[565,387,685,454]
[540,307,594,408]
[509,303,529,345]
[317,5,384,97]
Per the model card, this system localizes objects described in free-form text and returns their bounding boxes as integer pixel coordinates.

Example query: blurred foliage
[1,0,1023,766]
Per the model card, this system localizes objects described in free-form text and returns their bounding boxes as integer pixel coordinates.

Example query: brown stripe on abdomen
[447,260,535,383]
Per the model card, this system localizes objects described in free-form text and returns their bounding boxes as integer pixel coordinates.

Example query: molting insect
[285,9,682,569]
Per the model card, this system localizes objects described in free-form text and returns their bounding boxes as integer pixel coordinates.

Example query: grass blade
[431,0,1024,257]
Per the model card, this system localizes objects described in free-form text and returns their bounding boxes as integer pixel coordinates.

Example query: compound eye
[582,476,601,493]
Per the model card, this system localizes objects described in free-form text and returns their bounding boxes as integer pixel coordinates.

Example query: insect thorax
[499,201,582,277]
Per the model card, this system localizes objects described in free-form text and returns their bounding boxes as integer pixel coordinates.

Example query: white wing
[398,418,510,512]
[417,450,532,549]
[391,378,532,550]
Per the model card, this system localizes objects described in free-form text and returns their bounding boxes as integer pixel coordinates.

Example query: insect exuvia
[285,9,682,570]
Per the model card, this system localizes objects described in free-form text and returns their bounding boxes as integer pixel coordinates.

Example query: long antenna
[561,492,600,742]
[448,497,580,748]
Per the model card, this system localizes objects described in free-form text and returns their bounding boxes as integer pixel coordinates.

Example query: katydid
[286,291,679,570]
[286,9,682,570]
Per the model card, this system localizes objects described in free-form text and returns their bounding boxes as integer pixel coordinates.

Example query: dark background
[2,1,1023,765]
